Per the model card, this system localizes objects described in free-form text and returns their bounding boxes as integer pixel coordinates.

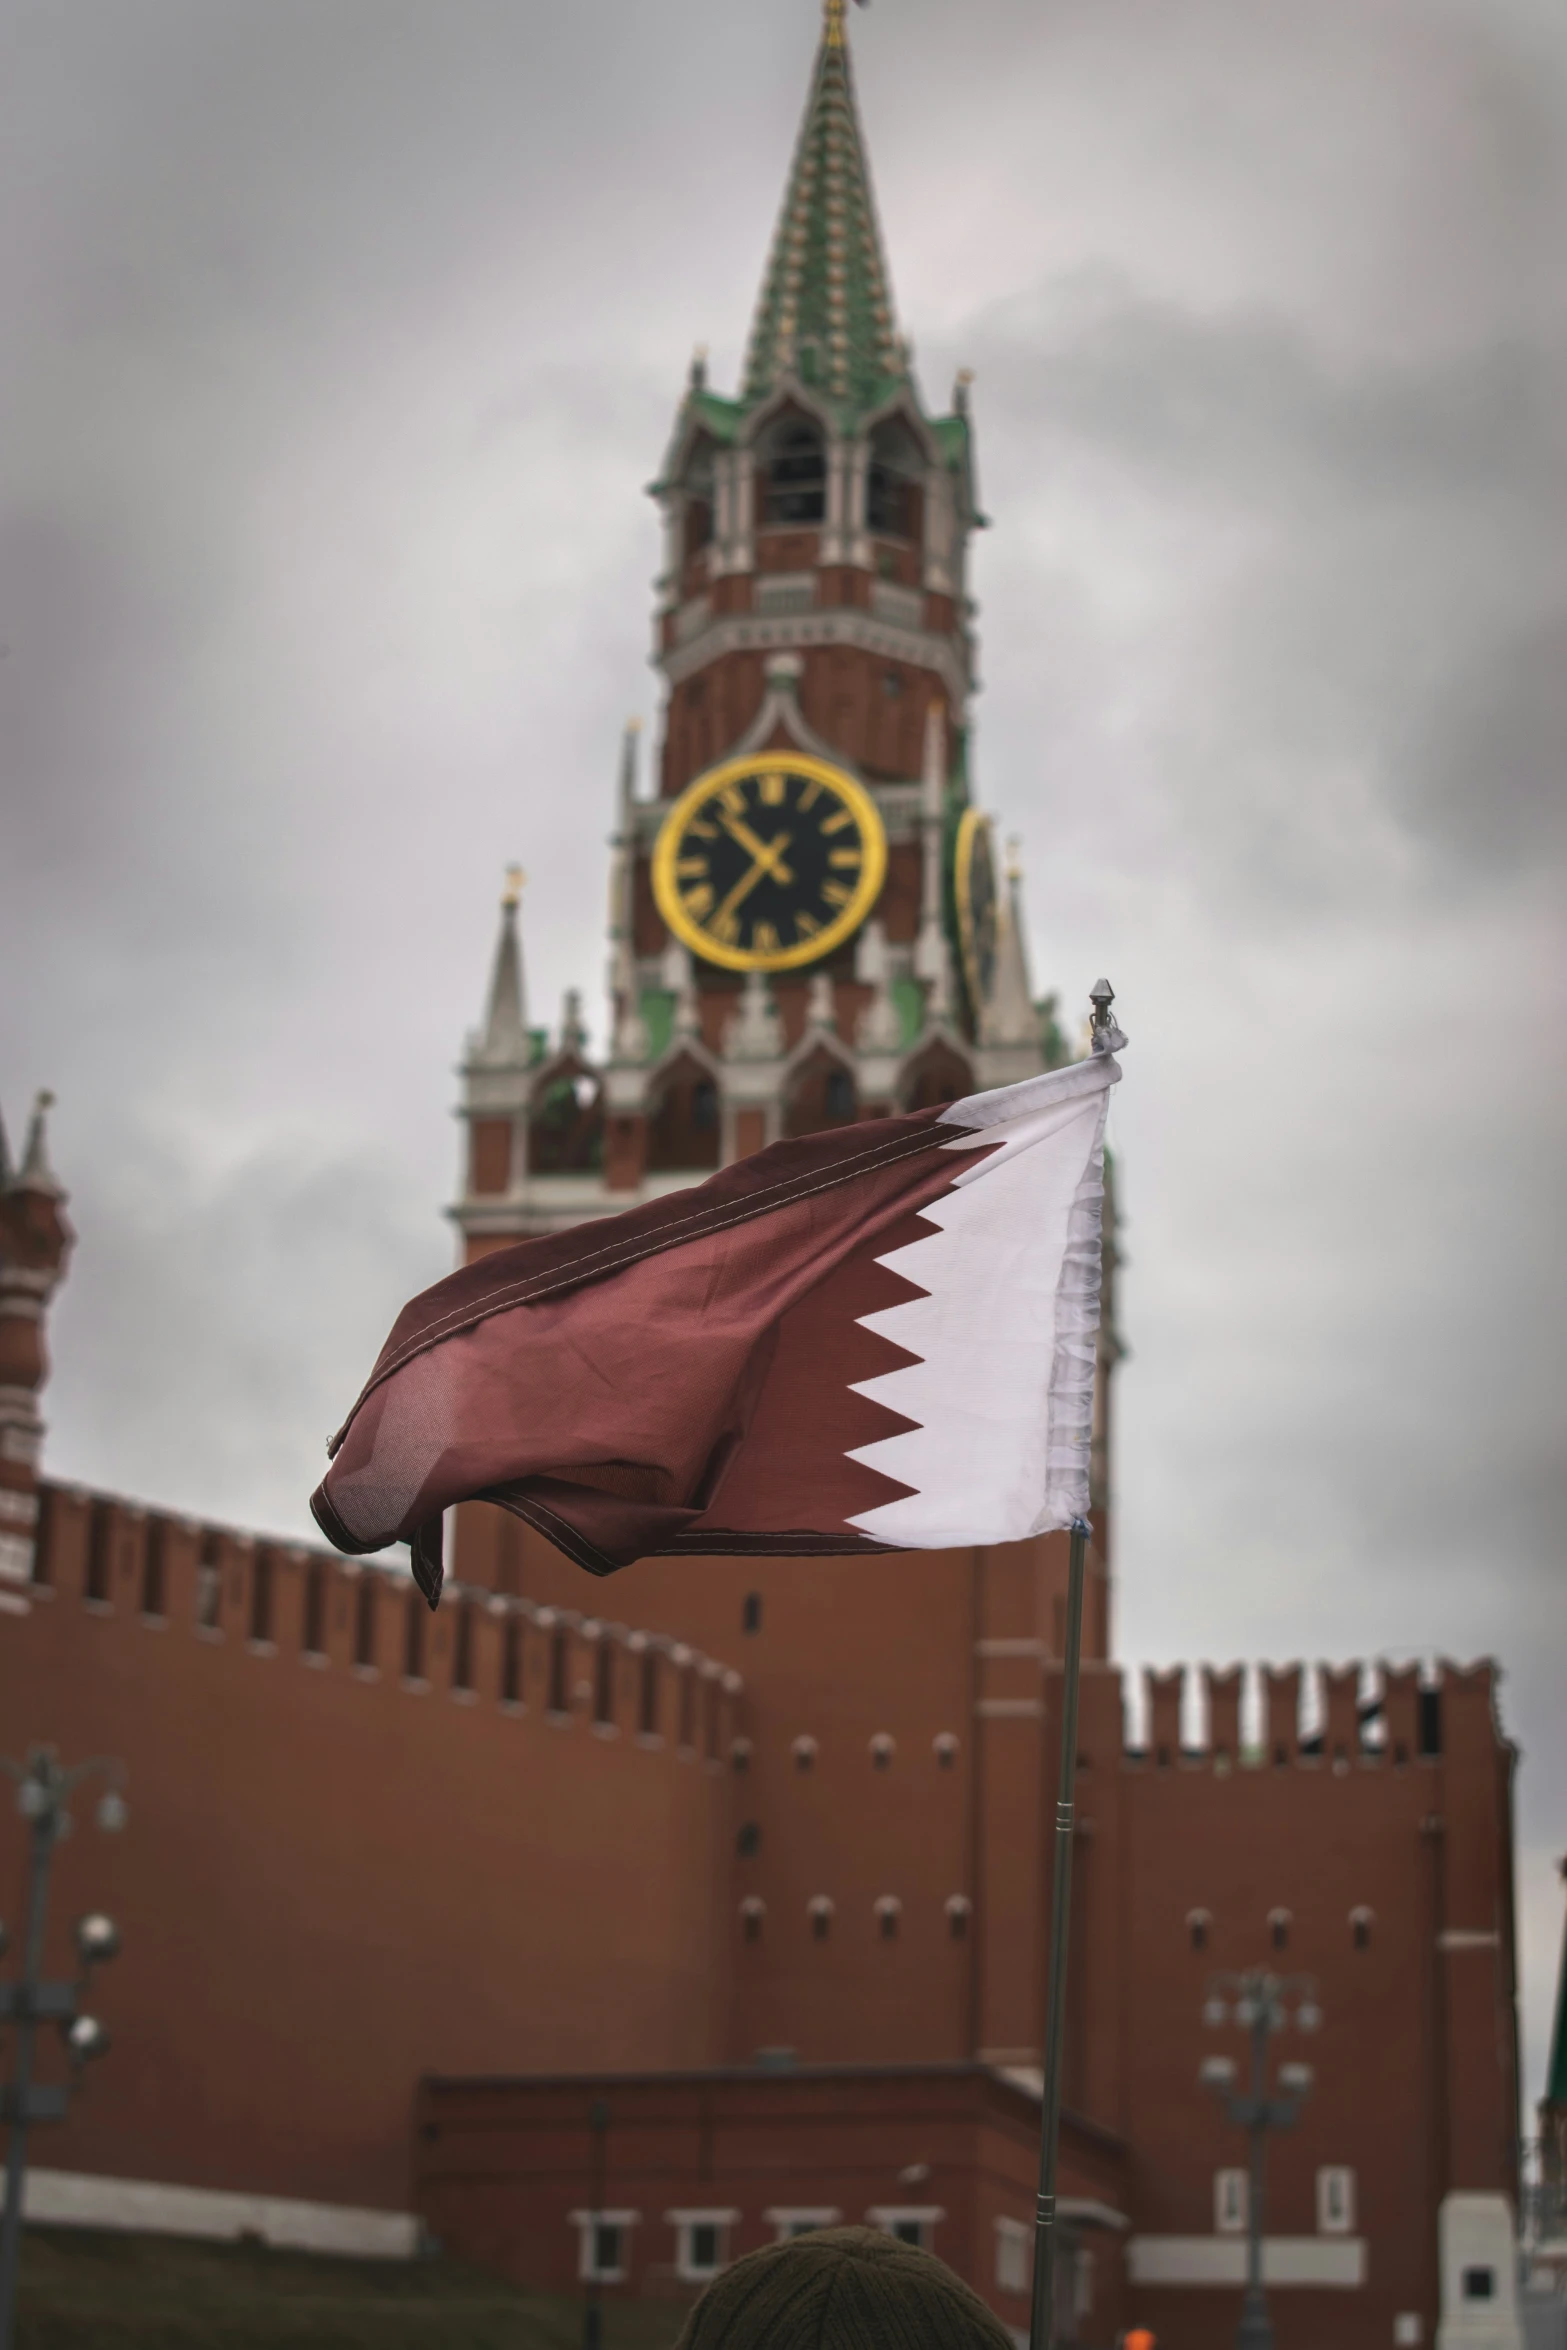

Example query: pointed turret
[476,868,530,1066]
[742,0,904,412]
[0,1091,73,1585]
[609,723,650,1067]
[15,1090,63,1197]
[983,840,1038,1051]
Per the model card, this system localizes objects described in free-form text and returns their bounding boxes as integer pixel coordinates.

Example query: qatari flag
[311,1042,1122,1608]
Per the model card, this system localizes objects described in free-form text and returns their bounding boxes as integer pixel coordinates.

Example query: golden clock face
[954,807,999,1012]
[652,752,888,974]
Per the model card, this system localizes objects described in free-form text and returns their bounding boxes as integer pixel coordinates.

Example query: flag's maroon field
[312,1055,1119,1606]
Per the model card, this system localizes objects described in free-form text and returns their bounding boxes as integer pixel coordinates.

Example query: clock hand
[719,811,795,887]
[712,835,793,934]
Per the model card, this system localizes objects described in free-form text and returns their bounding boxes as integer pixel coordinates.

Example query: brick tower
[451,0,1069,1257]
[448,0,1119,2071]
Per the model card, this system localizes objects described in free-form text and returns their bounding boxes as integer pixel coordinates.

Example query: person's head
[673,2227,1017,2350]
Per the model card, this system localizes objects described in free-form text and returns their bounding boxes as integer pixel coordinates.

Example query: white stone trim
[1127,2236,1367,2287]
[0,1532,34,1586]
[661,608,969,707]
[766,2206,843,2239]
[0,2165,419,2258]
[569,2209,641,2284]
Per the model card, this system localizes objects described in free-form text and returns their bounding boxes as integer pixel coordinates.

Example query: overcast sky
[3,0,1563,2104]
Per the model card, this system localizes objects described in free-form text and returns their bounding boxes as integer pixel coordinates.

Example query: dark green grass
[16,2226,688,2350]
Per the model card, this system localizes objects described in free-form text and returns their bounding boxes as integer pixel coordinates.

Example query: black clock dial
[653,755,888,973]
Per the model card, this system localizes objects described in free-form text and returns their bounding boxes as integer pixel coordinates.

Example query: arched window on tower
[899,1041,974,1115]
[683,443,715,570]
[784,1045,859,1141]
[647,1053,721,1173]
[528,1066,604,1176]
[866,417,923,545]
[762,416,826,527]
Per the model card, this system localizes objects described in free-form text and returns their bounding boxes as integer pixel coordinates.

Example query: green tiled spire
[742,0,905,416]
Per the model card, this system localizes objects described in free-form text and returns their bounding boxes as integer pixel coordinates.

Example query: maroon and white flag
[311,1047,1122,1606]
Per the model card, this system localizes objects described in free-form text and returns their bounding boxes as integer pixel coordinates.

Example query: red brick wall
[414,2064,1128,2341]
[1043,1659,1519,2350]
[659,647,954,800]
[1,1485,741,2212]
[453,1508,1105,2074]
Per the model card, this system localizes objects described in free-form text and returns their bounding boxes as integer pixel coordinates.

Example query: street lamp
[583,2096,610,2350]
[0,1745,126,2350]
[1200,1967,1320,2350]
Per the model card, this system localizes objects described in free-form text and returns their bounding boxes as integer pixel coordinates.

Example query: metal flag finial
[1089,978,1128,1057]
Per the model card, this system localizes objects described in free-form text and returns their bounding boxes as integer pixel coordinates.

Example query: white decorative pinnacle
[559,987,588,1055]
[725,970,785,1062]
[982,838,1038,1051]
[477,880,530,1067]
[608,721,650,1067]
[805,971,836,1033]
[664,939,703,1044]
[855,918,903,1054]
[15,1091,63,1197]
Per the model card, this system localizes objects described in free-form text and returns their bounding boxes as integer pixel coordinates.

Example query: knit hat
[672,2227,1018,2350]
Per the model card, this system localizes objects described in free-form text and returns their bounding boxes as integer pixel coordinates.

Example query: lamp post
[1199,1967,1321,2350]
[583,2096,610,2350]
[0,1745,126,2350]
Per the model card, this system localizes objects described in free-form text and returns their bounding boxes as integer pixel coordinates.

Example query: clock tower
[453,0,1064,1265]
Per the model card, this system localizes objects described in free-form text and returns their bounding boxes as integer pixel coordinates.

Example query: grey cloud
[2,0,1563,2097]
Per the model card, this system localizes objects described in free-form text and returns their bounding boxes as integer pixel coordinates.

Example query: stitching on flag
[339,1122,950,1429]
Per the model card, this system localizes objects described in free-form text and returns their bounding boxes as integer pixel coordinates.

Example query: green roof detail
[891,973,926,1051]
[638,988,675,1065]
[686,389,744,445]
[742,6,905,416]
[651,8,982,510]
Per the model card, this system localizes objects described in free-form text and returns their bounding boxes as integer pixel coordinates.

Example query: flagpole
[1028,1511,1090,2350]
